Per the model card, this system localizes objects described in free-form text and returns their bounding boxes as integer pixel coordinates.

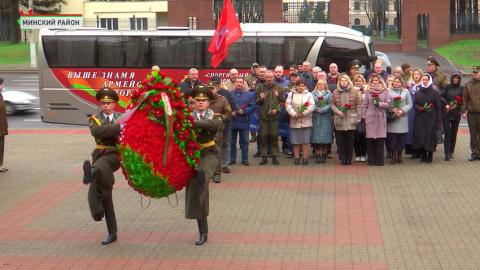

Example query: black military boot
[259,157,268,165]
[271,157,279,165]
[195,217,208,246]
[102,211,117,245]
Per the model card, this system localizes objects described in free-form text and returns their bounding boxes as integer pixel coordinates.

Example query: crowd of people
[180,59,480,182]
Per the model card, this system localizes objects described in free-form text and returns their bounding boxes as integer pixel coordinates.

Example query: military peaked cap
[191,85,214,101]
[96,87,119,103]
[427,56,440,66]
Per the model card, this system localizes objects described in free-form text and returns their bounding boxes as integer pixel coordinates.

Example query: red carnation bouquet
[117,69,201,198]
[318,96,325,107]
[450,95,463,107]
[298,101,311,113]
[340,103,352,113]
[393,96,402,109]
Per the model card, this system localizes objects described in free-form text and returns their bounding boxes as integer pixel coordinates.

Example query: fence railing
[450,15,480,34]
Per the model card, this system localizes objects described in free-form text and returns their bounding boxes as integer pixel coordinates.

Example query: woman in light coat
[286,79,315,165]
[330,74,361,166]
[362,74,391,166]
[311,79,333,163]
[387,76,413,164]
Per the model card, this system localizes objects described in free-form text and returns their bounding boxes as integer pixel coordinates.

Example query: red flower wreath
[117,70,201,198]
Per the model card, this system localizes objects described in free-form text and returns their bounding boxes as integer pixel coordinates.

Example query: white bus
[38,23,377,124]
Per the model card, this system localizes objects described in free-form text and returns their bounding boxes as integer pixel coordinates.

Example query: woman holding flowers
[362,74,391,166]
[352,74,367,162]
[311,79,333,164]
[330,74,361,165]
[406,68,423,157]
[286,79,315,165]
[387,76,413,164]
[412,73,442,163]
[440,72,464,161]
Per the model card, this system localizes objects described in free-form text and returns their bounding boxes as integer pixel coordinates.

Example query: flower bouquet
[317,96,325,107]
[340,103,352,113]
[298,101,311,113]
[422,102,434,112]
[117,69,202,199]
[449,95,463,108]
[393,96,402,109]
[371,93,380,106]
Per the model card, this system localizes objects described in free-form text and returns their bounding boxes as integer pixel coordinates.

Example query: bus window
[257,36,317,67]
[317,36,368,72]
[204,37,256,69]
[98,36,124,67]
[43,36,96,68]
[151,36,202,68]
[124,36,149,68]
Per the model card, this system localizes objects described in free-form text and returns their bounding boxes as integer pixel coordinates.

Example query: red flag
[208,0,243,68]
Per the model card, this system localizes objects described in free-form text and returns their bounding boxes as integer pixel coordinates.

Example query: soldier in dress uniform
[186,85,223,245]
[82,87,122,245]
[427,56,449,90]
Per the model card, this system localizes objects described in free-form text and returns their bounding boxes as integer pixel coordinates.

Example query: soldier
[426,56,449,91]
[186,86,223,245]
[256,70,285,165]
[206,81,232,183]
[82,87,122,245]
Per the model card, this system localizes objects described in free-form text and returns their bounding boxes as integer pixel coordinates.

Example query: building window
[354,0,361,11]
[99,18,118,30]
[354,18,361,25]
[188,16,198,30]
[130,17,148,30]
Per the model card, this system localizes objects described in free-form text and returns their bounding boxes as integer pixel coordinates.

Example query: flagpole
[240,34,255,67]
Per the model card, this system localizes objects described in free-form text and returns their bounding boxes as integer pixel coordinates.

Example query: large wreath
[117,70,201,198]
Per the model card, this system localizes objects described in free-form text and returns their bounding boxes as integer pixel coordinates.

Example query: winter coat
[387,88,413,134]
[286,89,315,129]
[330,86,361,131]
[440,72,464,120]
[407,83,421,145]
[275,77,291,89]
[255,82,284,121]
[362,88,391,139]
[230,90,255,130]
[412,84,442,152]
[311,90,333,144]
[0,93,8,136]
[180,78,204,94]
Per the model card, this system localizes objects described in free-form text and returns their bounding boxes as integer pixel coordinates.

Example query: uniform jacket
[87,111,122,221]
[185,109,222,219]
[286,89,315,128]
[230,90,255,130]
[431,69,449,90]
[208,95,232,124]
[255,82,284,121]
[462,78,480,113]
[330,86,362,131]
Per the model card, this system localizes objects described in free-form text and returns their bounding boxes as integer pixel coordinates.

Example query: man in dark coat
[186,86,223,245]
[83,87,122,245]
[462,66,480,161]
[0,78,8,173]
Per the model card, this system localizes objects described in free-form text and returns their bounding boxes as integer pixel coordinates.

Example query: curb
[0,69,38,74]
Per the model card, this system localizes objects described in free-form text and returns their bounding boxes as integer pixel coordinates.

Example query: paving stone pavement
[0,127,479,270]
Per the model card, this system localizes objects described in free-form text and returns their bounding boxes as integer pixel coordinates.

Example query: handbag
[386,110,396,123]
[435,123,444,144]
